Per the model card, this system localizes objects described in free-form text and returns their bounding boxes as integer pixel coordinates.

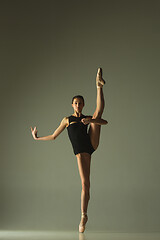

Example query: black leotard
[67,114,95,155]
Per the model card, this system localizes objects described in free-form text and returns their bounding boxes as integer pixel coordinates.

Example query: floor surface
[0,231,160,240]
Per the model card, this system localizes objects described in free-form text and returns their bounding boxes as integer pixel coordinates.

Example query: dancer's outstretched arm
[30,117,68,140]
[81,116,108,125]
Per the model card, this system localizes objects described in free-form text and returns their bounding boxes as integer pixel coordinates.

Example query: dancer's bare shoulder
[51,117,69,140]
[61,116,69,128]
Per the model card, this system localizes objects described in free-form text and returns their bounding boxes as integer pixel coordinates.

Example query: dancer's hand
[81,118,91,125]
[30,126,38,139]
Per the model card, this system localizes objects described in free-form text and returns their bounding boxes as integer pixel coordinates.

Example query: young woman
[30,68,108,233]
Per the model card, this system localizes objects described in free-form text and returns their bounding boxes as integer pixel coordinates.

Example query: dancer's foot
[79,212,88,233]
[96,67,105,88]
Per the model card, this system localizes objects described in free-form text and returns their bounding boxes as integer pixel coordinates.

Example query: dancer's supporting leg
[76,153,91,232]
[89,68,105,150]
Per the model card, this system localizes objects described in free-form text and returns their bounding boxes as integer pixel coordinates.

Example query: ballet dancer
[30,67,108,233]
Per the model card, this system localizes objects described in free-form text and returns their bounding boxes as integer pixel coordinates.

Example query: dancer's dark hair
[72,95,85,104]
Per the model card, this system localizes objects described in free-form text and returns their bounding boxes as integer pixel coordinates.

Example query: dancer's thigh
[76,153,91,184]
[88,110,102,150]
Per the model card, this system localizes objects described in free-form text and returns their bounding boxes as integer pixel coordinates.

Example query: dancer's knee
[92,111,103,119]
[82,181,90,197]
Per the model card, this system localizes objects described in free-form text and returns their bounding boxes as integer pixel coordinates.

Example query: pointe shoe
[96,67,106,88]
[79,212,88,233]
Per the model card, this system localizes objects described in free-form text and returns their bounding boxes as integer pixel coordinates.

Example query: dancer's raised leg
[89,68,105,150]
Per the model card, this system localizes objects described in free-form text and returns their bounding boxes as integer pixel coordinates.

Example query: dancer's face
[72,98,84,113]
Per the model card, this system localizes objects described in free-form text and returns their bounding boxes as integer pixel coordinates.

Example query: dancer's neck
[72,112,83,117]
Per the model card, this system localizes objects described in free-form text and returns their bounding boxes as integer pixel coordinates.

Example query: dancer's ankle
[97,85,103,89]
[81,212,87,215]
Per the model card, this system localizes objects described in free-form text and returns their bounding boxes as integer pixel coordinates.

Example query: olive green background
[1,0,160,232]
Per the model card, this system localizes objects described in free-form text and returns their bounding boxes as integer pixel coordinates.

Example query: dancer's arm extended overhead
[30,117,68,141]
